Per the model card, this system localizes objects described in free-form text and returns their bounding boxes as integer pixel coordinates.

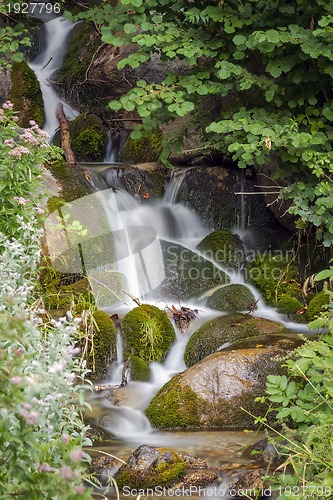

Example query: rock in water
[115,445,185,489]
[146,347,288,430]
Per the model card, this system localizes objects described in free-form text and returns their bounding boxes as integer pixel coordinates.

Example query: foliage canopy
[71,0,333,243]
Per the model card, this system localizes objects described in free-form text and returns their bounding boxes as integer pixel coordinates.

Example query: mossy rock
[123,133,162,163]
[184,314,285,368]
[9,60,44,127]
[70,113,108,162]
[115,445,185,489]
[247,254,302,309]
[129,356,151,382]
[276,294,303,320]
[145,375,203,429]
[55,21,100,99]
[86,309,117,380]
[197,229,244,270]
[47,196,66,214]
[161,241,230,299]
[121,304,176,363]
[207,284,256,312]
[306,290,330,321]
[38,260,91,310]
[45,157,89,203]
[146,347,287,430]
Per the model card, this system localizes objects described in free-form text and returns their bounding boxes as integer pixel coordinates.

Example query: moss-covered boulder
[184,314,285,368]
[70,113,107,162]
[207,284,256,312]
[247,254,303,317]
[45,157,90,203]
[115,445,185,489]
[86,309,117,380]
[145,347,287,430]
[277,294,303,320]
[306,290,330,321]
[123,133,162,163]
[9,60,44,127]
[38,260,91,310]
[121,304,176,363]
[160,241,230,299]
[197,230,244,270]
[129,356,151,382]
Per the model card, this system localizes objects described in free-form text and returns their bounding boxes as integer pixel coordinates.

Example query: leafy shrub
[260,267,333,498]
[0,220,93,498]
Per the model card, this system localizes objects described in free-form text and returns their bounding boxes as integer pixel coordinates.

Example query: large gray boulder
[146,347,288,430]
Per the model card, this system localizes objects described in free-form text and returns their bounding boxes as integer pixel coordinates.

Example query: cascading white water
[28,17,79,141]
[104,131,116,163]
[163,168,189,204]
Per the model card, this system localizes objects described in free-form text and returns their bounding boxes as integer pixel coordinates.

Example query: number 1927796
[6,2,62,15]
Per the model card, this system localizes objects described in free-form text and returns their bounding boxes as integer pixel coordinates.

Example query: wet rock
[176,167,278,230]
[245,437,283,466]
[172,470,218,489]
[207,284,257,313]
[93,163,167,200]
[115,445,185,489]
[146,347,287,430]
[161,241,230,299]
[229,469,267,499]
[179,454,208,469]
[184,314,285,368]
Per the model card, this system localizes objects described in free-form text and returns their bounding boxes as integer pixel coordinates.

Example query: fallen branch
[56,103,77,168]
[123,290,141,306]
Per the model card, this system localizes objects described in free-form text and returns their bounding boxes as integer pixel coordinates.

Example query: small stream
[30,17,309,499]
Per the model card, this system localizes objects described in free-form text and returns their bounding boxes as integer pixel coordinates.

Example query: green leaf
[11,52,24,63]
[233,35,247,45]
[108,100,122,111]
[124,23,136,34]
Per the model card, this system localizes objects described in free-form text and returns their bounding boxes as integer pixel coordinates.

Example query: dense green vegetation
[71,0,333,246]
[1,0,333,496]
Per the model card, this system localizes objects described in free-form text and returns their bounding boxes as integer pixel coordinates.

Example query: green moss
[306,291,330,321]
[70,113,107,162]
[122,305,176,363]
[207,284,256,312]
[87,309,116,380]
[47,196,66,214]
[197,229,244,269]
[184,314,285,367]
[145,376,202,429]
[44,157,89,202]
[38,260,91,310]
[277,294,303,318]
[56,22,100,93]
[147,349,286,430]
[129,356,151,382]
[124,133,162,163]
[115,447,185,489]
[9,60,45,127]
[247,254,302,308]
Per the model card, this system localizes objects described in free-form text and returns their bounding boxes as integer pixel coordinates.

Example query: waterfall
[28,17,79,141]
[104,131,116,163]
[163,168,189,204]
